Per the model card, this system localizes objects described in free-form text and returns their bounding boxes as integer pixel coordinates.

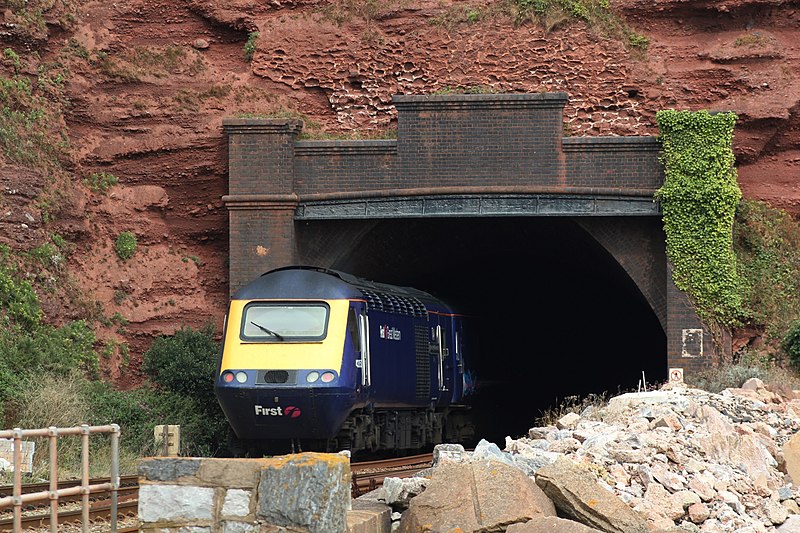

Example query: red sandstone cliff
[0,0,798,384]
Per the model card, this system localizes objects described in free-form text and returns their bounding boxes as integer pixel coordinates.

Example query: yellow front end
[220,299,350,372]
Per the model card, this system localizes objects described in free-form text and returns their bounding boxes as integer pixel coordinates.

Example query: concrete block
[257,452,350,533]
[0,439,35,473]
[139,484,214,522]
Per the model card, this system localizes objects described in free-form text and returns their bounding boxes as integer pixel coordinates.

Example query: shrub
[734,199,800,337]
[84,171,118,194]
[115,231,137,260]
[0,320,98,380]
[0,266,42,327]
[782,321,800,369]
[143,326,219,397]
[82,380,194,455]
[243,32,259,61]
[142,326,227,454]
[684,364,767,393]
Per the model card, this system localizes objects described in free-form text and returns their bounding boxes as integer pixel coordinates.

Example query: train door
[450,318,465,403]
[348,303,371,399]
[430,315,453,403]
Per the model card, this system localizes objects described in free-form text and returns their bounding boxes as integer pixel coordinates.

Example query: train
[214,265,475,455]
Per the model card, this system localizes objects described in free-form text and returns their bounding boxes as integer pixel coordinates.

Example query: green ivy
[655,110,743,324]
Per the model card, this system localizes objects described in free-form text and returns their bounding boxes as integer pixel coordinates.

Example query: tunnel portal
[223,93,720,434]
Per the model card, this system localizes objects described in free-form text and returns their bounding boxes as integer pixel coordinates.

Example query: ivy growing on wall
[655,109,743,324]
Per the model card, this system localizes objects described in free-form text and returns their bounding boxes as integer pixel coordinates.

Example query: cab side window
[348,307,361,353]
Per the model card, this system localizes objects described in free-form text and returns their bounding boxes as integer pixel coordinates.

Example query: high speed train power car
[214,266,475,454]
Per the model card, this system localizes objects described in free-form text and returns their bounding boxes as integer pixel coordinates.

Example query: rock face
[388,384,800,532]
[398,460,556,532]
[2,0,799,377]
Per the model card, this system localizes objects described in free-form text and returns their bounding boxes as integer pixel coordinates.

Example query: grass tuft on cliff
[511,0,649,50]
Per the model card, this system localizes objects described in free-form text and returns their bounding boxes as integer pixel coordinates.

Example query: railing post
[12,428,22,532]
[81,424,90,533]
[110,423,120,533]
[48,426,59,533]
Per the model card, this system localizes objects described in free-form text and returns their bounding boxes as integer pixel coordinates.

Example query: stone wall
[137,453,390,533]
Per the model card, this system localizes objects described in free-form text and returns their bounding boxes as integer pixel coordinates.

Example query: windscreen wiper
[250,321,284,340]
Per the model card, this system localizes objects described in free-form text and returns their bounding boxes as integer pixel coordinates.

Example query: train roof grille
[361,289,427,318]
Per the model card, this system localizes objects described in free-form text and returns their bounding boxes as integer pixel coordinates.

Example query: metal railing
[0,424,121,533]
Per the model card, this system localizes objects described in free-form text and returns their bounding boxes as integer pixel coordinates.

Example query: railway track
[0,477,139,532]
[351,452,433,497]
[0,454,433,530]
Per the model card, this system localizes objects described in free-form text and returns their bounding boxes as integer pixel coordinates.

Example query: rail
[0,424,120,533]
[350,453,433,497]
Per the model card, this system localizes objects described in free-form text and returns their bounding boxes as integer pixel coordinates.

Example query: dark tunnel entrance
[301,217,667,444]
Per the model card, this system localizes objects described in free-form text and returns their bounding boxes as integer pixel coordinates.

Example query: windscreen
[240,302,329,341]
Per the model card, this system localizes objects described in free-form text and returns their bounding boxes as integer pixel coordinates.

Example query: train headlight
[222,371,234,383]
[321,371,335,383]
[235,371,248,383]
[306,371,320,383]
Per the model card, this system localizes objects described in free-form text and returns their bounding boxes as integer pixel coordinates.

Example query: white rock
[557,412,581,430]
[222,488,251,517]
[139,484,214,522]
[764,499,789,525]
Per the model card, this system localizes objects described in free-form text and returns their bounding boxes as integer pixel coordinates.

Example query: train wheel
[225,426,248,458]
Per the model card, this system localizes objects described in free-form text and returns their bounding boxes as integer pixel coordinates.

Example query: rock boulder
[398,460,556,532]
[535,456,649,533]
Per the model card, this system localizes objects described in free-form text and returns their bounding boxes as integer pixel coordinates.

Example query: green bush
[143,326,218,398]
[0,266,42,327]
[734,199,800,337]
[84,171,118,194]
[142,326,227,454]
[82,380,207,456]
[782,321,800,369]
[0,320,98,384]
[115,231,137,260]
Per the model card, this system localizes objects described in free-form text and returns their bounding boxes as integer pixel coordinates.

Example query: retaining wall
[138,453,390,533]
